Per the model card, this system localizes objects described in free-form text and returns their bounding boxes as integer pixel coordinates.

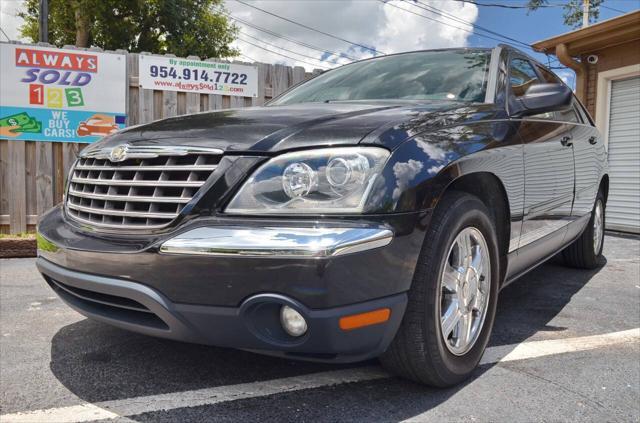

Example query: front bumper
[38,258,407,362]
[37,206,430,362]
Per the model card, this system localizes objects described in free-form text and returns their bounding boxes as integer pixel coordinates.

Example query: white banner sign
[0,43,127,143]
[139,55,258,98]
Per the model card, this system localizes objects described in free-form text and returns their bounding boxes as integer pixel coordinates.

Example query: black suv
[37,46,607,387]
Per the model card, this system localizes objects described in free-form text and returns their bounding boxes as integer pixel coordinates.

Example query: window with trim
[536,64,582,123]
[536,65,563,85]
[574,97,594,125]
[556,101,580,123]
[572,100,584,123]
[510,58,540,97]
[510,57,554,119]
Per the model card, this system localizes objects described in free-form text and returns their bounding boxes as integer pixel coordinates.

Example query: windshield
[270,50,491,106]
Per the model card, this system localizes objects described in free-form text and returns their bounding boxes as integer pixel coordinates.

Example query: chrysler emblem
[109,144,129,162]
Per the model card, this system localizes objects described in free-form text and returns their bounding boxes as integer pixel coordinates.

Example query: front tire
[561,190,606,269]
[380,191,500,387]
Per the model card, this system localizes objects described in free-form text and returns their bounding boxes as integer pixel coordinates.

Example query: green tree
[527,0,605,28]
[19,0,238,59]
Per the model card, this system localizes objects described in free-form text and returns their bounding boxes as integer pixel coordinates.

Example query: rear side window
[556,103,580,123]
[536,65,563,84]
[510,57,554,120]
[510,58,540,97]
[574,97,595,125]
[537,64,581,123]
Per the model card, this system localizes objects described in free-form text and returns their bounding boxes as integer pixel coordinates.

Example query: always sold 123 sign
[139,55,258,97]
[0,43,127,143]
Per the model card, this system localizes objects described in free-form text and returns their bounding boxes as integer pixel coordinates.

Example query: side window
[510,57,554,119]
[538,65,589,124]
[537,64,580,123]
[574,97,595,125]
[510,58,540,97]
[536,65,563,84]
[556,102,580,123]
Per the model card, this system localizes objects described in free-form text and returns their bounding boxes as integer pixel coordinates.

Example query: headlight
[225,147,389,214]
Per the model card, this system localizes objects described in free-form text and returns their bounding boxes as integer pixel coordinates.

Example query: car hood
[88,101,501,154]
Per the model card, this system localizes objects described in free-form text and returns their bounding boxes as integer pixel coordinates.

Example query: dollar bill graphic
[0,113,42,134]
[0,112,31,128]
[17,118,43,133]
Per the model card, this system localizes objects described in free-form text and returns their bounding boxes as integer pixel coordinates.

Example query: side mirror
[511,83,573,117]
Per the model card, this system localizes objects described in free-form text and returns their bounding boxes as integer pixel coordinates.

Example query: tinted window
[536,65,582,123]
[510,58,554,119]
[574,97,594,125]
[537,65,585,124]
[270,50,491,105]
[536,65,563,84]
[556,103,579,123]
[510,58,540,97]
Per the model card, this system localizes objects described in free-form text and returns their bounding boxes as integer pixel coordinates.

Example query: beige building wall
[581,39,640,117]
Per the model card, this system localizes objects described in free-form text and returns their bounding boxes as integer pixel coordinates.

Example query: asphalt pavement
[1,233,639,422]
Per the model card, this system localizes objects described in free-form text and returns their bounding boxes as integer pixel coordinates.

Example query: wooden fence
[0,43,321,234]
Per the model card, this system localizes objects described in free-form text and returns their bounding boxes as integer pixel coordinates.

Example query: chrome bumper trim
[80,145,224,160]
[160,226,394,258]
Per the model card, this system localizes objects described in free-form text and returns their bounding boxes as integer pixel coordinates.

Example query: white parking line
[2,328,638,423]
[0,367,390,423]
[479,327,640,365]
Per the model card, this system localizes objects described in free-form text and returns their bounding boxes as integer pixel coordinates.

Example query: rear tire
[561,190,606,269]
[380,191,500,387]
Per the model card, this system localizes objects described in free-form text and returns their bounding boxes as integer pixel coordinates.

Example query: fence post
[0,140,9,223]
[52,142,64,204]
[138,52,154,124]
[35,142,54,217]
[128,53,140,125]
[25,141,36,219]
[8,141,26,234]
[272,64,291,97]
[292,66,306,86]
[252,63,268,107]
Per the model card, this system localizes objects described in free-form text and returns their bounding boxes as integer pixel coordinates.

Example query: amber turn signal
[339,308,391,331]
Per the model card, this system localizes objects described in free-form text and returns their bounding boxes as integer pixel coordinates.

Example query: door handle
[560,136,573,147]
[589,136,598,145]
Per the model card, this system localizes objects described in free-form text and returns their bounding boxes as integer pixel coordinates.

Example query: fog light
[280,305,308,337]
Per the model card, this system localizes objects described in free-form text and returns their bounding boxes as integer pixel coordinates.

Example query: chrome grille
[66,147,221,229]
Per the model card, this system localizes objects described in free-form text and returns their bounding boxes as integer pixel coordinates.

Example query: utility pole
[582,0,590,28]
[38,0,48,42]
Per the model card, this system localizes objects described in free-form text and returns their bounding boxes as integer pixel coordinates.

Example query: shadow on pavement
[49,256,607,420]
[490,255,607,346]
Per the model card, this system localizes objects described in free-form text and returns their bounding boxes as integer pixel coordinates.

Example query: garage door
[606,76,640,233]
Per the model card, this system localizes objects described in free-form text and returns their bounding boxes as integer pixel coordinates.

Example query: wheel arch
[599,174,609,204]
[437,172,511,282]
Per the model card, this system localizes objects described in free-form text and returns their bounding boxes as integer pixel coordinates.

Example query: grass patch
[36,233,58,253]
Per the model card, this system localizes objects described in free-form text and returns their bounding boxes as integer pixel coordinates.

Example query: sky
[1,0,639,87]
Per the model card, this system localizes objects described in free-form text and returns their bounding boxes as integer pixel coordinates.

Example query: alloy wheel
[439,227,491,356]
[593,199,604,254]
